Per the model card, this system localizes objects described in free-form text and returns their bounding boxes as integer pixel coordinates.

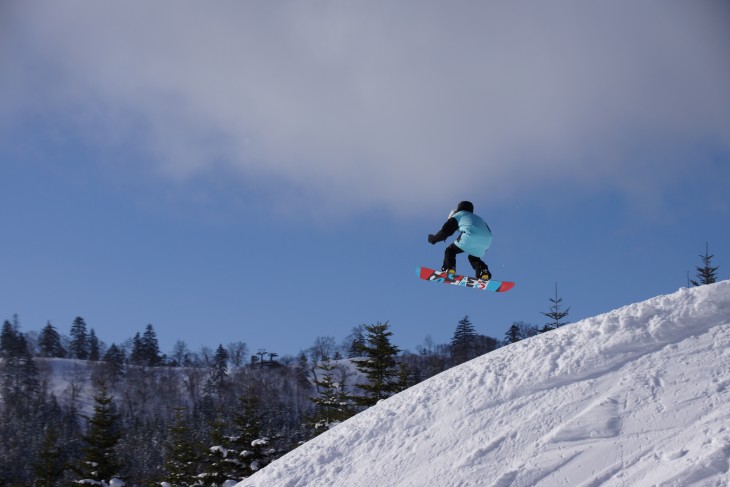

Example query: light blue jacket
[452,211,493,257]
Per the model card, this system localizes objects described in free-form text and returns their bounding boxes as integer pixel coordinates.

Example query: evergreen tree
[102,344,126,385]
[199,415,234,486]
[33,425,66,487]
[141,324,162,366]
[450,316,479,365]
[691,242,719,286]
[228,391,275,478]
[131,325,163,366]
[540,283,570,332]
[504,322,539,344]
[0,319,43,485]
[505,323,523,344]
[69,317,89,360]
[15,393,81,487]
[88,329,101,361]
[0,327,39,399]
[130,332,144,366]
[309,355,355,435]
[116,415,168,485]
[295,351,312,390]
[475,335,499,355]
[352,322,402,407]
[198,389,276,484]
[75,381,122,484]
[38,321,67,358]
[1,318,24,358]
[164,407,201,487]
[516,321,539,340]
[204,344,230,398]
[397,360,416,390]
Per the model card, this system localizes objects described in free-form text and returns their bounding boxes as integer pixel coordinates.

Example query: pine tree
[204,344,230,398]
[198,390,275,484]
[141,324,162,366]
[102,344,126,385]
[451,316,479,365]
[131,325,163,366]
[397,360,417,390]
[228,391,275,478]
[0,320,43,485]
[540,283,570,332]
[505,322,538,344]
[691,242,719,286]
[1,320,16,357]
[75,380,122,484]
[352,322,402,407]
[88,329,101,361]
[475,335,499,356]
[33,425,66,487]
[295,351,312,390]
[0,326,39,399]
[199,415,236,486]
[0,319,21,358]
[130,332,144,366]
[308,355,355,435]
[164,407,201,487]
[505,323,523,344]
[38,321,67,358]
[69,317,89,360]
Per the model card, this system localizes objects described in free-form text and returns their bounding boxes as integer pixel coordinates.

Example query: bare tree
[309,336,337,363]
[170,340,191,366]
[227,341,248,368]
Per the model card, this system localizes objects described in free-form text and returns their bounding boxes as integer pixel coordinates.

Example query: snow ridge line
[480,280,730,405]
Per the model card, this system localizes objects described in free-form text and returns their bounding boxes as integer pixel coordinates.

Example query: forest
[0,313,524,487]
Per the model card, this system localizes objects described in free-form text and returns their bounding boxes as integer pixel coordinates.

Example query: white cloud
[3,1,730,215]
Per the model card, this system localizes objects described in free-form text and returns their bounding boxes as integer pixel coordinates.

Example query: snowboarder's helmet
[456,201,474,213]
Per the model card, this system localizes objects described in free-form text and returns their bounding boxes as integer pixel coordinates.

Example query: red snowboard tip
[498,281,516,292]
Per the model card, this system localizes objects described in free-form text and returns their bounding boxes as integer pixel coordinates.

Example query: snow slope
[239,281,730,487]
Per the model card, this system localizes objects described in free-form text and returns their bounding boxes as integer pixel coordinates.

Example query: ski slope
[239,281,730,487]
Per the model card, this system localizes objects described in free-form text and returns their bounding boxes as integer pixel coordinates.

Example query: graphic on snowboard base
[417,266,515,293]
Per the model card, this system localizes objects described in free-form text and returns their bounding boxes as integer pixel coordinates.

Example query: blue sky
[2,1,729,358]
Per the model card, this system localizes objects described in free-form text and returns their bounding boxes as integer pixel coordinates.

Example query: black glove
[428,234,438,245]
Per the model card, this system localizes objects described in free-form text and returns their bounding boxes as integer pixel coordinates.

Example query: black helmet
[456,201,474,213]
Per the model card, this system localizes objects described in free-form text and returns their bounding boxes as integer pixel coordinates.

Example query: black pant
[443,243,488,272]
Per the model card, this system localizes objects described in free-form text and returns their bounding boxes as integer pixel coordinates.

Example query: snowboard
[416,266,515,293]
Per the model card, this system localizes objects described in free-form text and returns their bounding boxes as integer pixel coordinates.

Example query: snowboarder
[427,200,493,280]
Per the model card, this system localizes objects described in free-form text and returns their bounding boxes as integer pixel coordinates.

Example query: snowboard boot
[441,266,456,276]
[476,267,492,281]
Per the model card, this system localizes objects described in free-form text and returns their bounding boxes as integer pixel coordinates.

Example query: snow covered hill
[239,281,730,487]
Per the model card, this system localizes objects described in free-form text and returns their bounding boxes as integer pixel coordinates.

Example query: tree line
[0,314,512,486]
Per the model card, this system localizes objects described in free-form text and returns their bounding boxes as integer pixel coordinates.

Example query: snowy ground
[35,357,99,414]
[239,281,730,487]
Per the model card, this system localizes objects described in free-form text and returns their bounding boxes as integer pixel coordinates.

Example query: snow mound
[239,281,730,487]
